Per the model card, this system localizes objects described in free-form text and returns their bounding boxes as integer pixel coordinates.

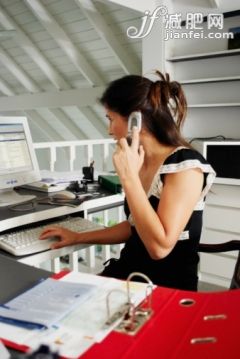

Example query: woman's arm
[113,128,203,260]
[123,169,203,259]
[40,220,131,250]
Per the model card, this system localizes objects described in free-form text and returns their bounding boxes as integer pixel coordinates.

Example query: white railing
[33,139,124,273]
[34,138,115,172]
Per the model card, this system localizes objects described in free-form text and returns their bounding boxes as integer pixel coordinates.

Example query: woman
[40,71,215,291]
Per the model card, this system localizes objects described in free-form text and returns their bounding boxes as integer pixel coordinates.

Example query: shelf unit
[188,103,240,108]
[180,75,240,85]
[166,46,240,112]
[167,48,240,62]
[165,22,240,287]
[201,185,240,288]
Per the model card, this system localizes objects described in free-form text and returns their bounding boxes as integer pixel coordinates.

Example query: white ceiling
[0,0,238,142]
[0,0,142,141]
[173,0,240,17]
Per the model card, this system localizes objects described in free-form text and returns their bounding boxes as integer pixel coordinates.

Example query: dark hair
[100,71,190,147]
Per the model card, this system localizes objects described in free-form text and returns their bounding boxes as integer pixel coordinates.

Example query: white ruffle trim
[127,151,216,234]
[149,159,216,204]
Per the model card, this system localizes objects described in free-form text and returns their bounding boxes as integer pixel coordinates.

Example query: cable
[9,199,37,212]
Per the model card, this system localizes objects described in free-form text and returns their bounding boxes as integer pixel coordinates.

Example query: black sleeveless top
[101,148,216,290]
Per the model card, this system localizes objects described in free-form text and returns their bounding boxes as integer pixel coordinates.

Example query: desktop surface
[0,186,124,269]
[0,186,124,232]
[0,188,54,222]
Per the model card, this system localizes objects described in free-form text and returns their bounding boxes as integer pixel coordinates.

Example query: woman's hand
[113,127,144,183]
[39,226,79,249]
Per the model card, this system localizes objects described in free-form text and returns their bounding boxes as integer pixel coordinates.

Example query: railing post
[50,146,57,171]
[87,144,93,166]
[103,143,110,172]
[102,210,111,262]
[69,145,76,171]
[84,213,96,269]
[115,206,125,256]
[69,251,79,272]
[51,257,60,273]
[33,139,117,273]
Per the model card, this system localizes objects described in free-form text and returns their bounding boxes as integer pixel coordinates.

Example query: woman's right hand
[39,226,79,250]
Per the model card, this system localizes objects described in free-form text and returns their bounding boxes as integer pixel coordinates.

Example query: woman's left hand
[113,127,145,183]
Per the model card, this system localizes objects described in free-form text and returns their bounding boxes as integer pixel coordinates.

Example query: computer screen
[0,117,41,207]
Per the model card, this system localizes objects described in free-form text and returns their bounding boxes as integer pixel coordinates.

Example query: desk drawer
[199,228,238,287]
[200,252,236,280]
[203,205,240,233]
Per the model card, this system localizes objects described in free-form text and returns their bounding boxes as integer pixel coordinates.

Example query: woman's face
[105,108,128,140]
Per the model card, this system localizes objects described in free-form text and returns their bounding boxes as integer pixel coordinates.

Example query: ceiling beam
[0,54,98,138]
[36,108,80,140]
[50,108,85,139]
[62,106,104,139]
[209,0,220,8]
[76,0,141,74]
[0,44,79,140]
[76,106,107,137]
[0,77,15,96]
[0,5,70,91]
[25,110,64,141]
[0,47,40,93]
[0,86,105,111]
[0,4,106,139]
[24,0,105,86]
[97,0,155,12]
[26,113,54,142]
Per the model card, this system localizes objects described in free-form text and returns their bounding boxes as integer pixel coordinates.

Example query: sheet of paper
[40,169,83,183]
[0,322,36,344]
[40,169,117,183]
[0,272,153,359]
[28,325,95,359]
[60,272,153,342]
[0,340,10,359]
[0,322,93,359]
[0,278,96,328]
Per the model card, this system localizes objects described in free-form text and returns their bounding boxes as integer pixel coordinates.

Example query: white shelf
[188,103,240,108]
[167,48,240,62]
[180,76,240,84]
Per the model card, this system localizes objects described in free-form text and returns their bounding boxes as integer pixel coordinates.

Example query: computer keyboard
[0,217,103,256]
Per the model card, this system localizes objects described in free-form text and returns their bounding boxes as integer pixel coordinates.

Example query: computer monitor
[0,116,41,207]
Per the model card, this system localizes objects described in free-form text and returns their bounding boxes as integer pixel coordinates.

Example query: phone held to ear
[127,111,142,145]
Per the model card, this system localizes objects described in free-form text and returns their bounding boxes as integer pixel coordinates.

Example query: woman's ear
[139,126,146,135]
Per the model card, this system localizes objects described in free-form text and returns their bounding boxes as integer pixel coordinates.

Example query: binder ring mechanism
[105,272,154,335]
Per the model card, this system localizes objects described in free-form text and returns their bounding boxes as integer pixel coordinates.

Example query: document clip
[105,272,154,336]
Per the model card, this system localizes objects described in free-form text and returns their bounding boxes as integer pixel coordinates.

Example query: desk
[0,187,124,272]
[1,258,240,359]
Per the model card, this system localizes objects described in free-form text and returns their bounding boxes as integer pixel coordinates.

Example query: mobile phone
[127,111,142,145]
